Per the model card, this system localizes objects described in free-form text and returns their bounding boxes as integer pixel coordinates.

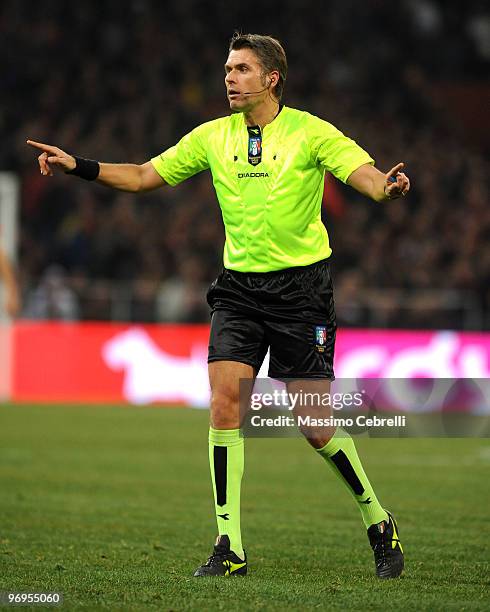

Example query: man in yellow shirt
[28,32,409,579]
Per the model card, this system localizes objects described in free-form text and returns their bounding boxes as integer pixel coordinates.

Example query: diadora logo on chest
[237,172,269,179]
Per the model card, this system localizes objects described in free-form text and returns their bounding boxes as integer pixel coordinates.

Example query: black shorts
[206,259,336,379]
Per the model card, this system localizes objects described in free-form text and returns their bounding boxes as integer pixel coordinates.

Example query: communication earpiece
[242,76,276,96]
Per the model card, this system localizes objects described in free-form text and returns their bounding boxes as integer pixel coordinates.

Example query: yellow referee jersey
[151,107,373,272]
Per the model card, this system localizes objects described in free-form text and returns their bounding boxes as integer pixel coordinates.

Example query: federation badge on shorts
[315,326,327,353]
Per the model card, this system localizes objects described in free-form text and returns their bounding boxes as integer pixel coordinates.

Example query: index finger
[26,139,58,154]
[387,162,404,179]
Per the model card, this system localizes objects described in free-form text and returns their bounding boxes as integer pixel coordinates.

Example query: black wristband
[66,156,100,181]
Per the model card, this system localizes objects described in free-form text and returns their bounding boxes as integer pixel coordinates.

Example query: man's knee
[208,361,255,430]
[210,389,240,429]
[302,427,336,449]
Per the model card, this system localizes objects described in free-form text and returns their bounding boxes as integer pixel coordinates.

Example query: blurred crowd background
[2,0,489,329]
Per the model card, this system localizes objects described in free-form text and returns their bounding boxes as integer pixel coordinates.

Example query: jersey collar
[240,104,286,134]
[266,104,284,129]
[264,104,285,133]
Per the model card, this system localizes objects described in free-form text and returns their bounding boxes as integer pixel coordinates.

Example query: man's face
[224,48,269,112]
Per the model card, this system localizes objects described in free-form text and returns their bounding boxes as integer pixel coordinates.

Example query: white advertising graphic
[102,327,210,406]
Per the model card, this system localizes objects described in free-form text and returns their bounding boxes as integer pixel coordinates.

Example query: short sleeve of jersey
[151,121,214,186]
[305,113,374,184]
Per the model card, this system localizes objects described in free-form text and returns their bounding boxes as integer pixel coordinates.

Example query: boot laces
[204,543,229,567]
[373,532,388,567]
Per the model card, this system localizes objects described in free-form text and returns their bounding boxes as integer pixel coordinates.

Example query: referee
[28,33,410,579]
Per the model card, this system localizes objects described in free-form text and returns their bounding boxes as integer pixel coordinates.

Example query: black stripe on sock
[213,446,227,507]
[330,449,365,496]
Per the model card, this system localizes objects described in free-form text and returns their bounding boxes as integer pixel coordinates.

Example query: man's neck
[243,98,280,128]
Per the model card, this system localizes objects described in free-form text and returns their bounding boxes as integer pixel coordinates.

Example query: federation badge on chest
[247,126,262,166]
[315,326,327,352]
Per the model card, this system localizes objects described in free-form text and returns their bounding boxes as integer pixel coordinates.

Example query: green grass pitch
[1,404,489,610]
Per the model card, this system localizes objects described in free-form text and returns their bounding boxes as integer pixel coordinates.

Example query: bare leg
[209,360,255,429]
[287,379,335,448]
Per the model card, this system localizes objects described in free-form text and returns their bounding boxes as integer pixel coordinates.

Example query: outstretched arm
[347,162,410,203]
[26,140,165,193]
[0,248,21,318]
